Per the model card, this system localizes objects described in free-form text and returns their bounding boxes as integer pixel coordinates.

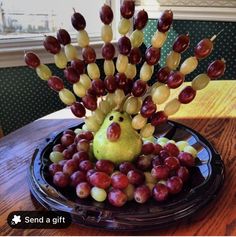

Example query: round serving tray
[28,120,224,231]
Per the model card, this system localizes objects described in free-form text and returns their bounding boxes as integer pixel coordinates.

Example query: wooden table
[0,81,235,236]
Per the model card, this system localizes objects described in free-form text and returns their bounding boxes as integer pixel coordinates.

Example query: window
[0,0,120,67]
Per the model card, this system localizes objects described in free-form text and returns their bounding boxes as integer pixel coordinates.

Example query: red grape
[53,144,65,152]
[24,52,40,69]
[72,151,89,165]
[100,4,113,24]
[82,94,97,111]
[153,183,169,201]
[152,156,163,167]
[178,86,196,104]
[120,0,135,19]
[58,160,67,166]
[166,176,183,194]
[43,35,61,54]
[164,143,180,157]
[115,73,127,89]
[127,170,145,186]
[76,139,90,152]
[157,10,173,33]
[76,131,93,141]
[153,144,163,155]
[53,171,69,188]
[124,78,133,95]
[108,189,127,207]
[70,102,86,118]
[111,173,129,189]
[64,66,80,84]
[151,111,168,126]
[70,170,86,187]
[92,79,106,96]
[82,46,96,64]
[141,142,155,155]
[194,38,213,59]
[129,47,142,64]
[76,182,91,198]
[119,162,135,174]
[47,76,64,92]
[67,143,77,155]
[178,152,195,167]
[102,42,115,60]
[134,10,148,30]
[207,59,226,79]
[71,59,85,74]
[61,134,74,147]
[79,160,94,172]
[89,171,111,189]
[151,165,170,179]
[135,155,152,171]
[57,29,71,45]
[63,129,75,137]
[107,122,121,141]
[86,169,96,181]
[156,66,170,83]
[134,185,151,203]
[71,11,86,31]
[86,87,97,96]
[96,160,115,175]
[160,150,170,160]
[167,71,185,89]
[118,36,131,55]
[104,75,117,93]
[62,149,74,160]
[145,47,161,65]
[177,166,189,183]
[49,163,63,176]
[164,157,180,171]
[63,160,78,176]
[132,80,147,97]
[140,101,156,118]
[173,34,190,53]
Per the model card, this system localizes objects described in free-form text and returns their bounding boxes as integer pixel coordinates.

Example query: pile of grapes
[49,128,197,206]
[24,0,226,207]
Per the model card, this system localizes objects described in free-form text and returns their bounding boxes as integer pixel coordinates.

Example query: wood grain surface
[0,81,235,236]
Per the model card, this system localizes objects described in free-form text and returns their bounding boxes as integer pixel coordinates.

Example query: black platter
[28,120,224,231]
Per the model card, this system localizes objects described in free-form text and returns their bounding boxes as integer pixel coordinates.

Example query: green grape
[157,137,169,144]
[73,82,86,97]
[180,56,198,75]
[184,145,198,158]
[36,64,52,80]
[64,44,78,61]
[167,140,175,144]
[146,183,155,192]
[125,63,137,79]
[142,136,155,143]
[104,60,115,76]
[140,123,155,138]
[132,113,147,130]
[74,128,83,134]
[151,31,168,48]
[140,62,153,81]
[150,82,164,95]
[176,141,189,151]
[116,54,128,73]
[80,74,91,90]
[82,124,88,131]
[54,51,68,69]
[118,18,131,35]
[123,184,135,201]
[192,73,210,90]
[144,172,157,184]
[123,96,138,115]
[136,97,143,114]
[49,151,64,163]
[130,29,144,48]
[158,180,167,185]
[106,93,117,108]
[92,108,105,125]
[87,63,100,80]
[59,88,76,105]
[158,141,166,147]
[166,51,181,70]
[101,25,113,43]
[99,100,111,114]
[85,116,100,132]
[114,89,125,105]
[91,187,107,202]
[152,85,170,104]
[77,30,90,48]
[164,98,181,116]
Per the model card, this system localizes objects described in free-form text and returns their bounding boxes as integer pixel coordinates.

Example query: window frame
[0,0,120,68]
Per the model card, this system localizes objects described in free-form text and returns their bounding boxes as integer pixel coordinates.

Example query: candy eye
[109,116,114,121]
[119,117,124,122]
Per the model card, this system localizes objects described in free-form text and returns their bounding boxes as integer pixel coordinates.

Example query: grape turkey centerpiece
[25,1,226,206]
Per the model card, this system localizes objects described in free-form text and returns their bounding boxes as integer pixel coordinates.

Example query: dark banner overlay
[7,211,72,229]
